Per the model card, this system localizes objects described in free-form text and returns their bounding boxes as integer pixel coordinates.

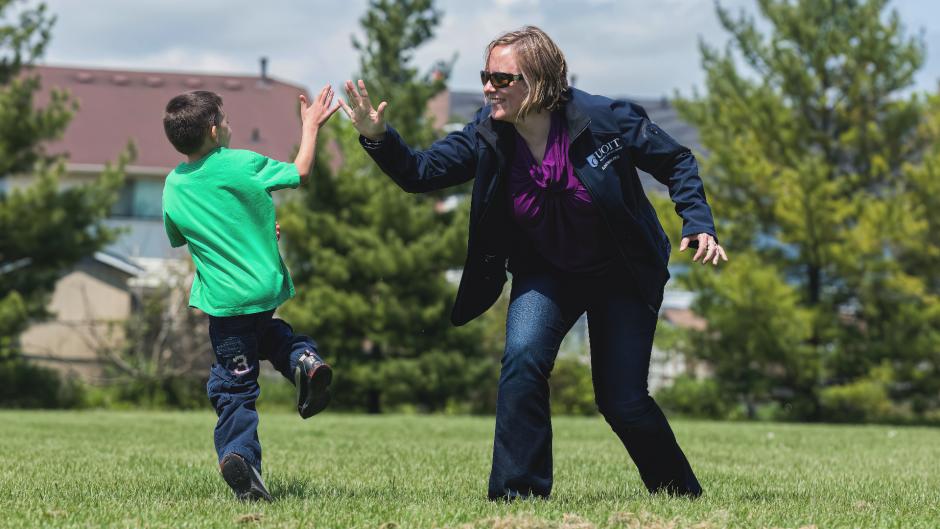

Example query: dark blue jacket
[360,88,716,326]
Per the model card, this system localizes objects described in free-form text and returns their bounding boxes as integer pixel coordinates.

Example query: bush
[655,375,730,419]
[0,358,85,408]
[550,357,596,416]
[819,379,894,423]
[83,376,207,410]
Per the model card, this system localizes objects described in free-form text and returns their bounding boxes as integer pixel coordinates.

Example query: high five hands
[338,80,388,141]
[340,78,728,268]
[299,84,341,129]
[680,233,728,266]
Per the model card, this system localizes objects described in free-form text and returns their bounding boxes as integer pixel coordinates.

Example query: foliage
[0,0,128,363]
[279,0,497,413]
[668,0,940,420]
[0,357,84,408]
[549,357,597,416]
[655,375,731,420]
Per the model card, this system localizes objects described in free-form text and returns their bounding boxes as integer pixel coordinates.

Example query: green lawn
[2,411,938,528]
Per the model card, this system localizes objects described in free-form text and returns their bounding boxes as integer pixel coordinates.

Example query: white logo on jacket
[586,138,623,170]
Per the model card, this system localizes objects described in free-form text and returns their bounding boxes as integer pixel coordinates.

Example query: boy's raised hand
[299,84,341,129]
[339,79,387,140]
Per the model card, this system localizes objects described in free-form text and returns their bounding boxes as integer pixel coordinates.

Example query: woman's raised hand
[339,79,388,141]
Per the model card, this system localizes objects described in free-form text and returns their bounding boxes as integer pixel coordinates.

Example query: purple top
[508,111,613,274]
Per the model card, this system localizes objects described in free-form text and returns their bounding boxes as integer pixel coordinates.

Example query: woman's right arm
[340,80,477,193]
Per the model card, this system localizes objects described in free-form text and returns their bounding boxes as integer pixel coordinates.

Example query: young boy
[161,86,339,501]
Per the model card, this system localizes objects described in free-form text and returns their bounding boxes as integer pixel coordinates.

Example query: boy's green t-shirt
[162,147,300,317]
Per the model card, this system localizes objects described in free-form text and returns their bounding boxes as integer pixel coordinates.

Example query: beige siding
[20,261,133,380]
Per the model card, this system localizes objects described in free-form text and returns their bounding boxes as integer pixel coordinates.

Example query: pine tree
[278,0,496,413]
[667,0,940,420]
[0,1,127,359]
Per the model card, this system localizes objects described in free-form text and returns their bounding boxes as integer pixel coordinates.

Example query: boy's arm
[294,84,341,185]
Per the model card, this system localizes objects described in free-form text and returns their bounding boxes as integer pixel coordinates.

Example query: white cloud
[33,0,940,99]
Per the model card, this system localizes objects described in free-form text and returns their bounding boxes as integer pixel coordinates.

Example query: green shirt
[162,147,300,317]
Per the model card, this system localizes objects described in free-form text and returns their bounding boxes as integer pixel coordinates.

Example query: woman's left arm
[615,100,728,266]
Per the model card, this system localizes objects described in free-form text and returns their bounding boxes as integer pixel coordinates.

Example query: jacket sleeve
[615,100,717,243]
[358,120,479,193]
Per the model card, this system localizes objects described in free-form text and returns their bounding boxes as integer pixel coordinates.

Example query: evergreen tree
[666,0,940,420]
[0,0,127,359]
[278,0,496,413]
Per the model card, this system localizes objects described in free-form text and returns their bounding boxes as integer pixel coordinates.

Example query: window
[111,179,163,218]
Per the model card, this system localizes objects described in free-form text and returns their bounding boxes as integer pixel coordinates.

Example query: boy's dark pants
[206,309,317,473]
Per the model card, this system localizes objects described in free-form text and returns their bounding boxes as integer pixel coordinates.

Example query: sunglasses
[480,70,524,88]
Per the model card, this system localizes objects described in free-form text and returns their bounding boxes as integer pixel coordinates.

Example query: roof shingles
[34,65,308,170]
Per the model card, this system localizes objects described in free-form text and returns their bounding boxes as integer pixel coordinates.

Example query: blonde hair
[485,26,569,120]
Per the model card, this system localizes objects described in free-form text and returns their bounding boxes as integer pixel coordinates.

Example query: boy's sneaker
[295,349,332,419]
[219,453,273,502]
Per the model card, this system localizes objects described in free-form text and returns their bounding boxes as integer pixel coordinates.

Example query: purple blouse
[508,111,613,274]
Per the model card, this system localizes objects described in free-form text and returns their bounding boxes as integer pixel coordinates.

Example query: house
[15,62,310,379]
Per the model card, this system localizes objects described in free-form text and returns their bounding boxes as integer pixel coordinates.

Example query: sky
[30,0,940,99]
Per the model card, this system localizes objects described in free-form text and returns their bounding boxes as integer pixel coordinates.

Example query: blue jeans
[488,269,701,499]
[206,310,317,473]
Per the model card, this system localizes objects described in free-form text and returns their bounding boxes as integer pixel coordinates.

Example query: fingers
[684,233,729,266]
[344,79,361,105]
[376,100,387,118]
[299,94,309,109]
[338,98,354,118]
[326,102,341,118]
[691,240,705,262]
[702,244,716,264]
[709,245,729,266]
[358,79,369,98]
[319,84,333,105]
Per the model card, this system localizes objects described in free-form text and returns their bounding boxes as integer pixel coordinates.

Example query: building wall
[19,260,134,380]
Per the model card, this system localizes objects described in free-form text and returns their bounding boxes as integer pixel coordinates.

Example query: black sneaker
[295,349,332,419]
[219,453,273,502]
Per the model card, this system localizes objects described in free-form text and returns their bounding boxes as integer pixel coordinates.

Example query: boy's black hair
[163,91,223,155]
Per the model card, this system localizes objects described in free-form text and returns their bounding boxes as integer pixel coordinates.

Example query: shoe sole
[296,363,333,419]
[220,455,273,502]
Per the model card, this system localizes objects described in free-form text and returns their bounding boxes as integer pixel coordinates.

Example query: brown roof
[33,65,309,171]
[662,308,707,331]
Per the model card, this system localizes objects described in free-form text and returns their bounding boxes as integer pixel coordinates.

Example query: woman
[339,26,726,499]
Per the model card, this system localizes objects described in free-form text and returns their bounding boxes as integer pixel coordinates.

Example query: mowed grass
[2,410,938,529]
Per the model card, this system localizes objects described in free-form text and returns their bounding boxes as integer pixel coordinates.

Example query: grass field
[3,411,938,529]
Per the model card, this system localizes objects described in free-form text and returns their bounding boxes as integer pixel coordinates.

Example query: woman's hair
[484,25,569,120]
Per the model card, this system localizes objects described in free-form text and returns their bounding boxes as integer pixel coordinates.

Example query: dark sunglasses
[480,70,524,88]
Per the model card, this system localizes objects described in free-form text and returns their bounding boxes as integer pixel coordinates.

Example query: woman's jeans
[488,269,701,499]
[206,310,318,473]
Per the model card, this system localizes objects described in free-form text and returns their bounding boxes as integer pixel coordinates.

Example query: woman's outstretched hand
[680,233,728,266]
[339,79,388,141]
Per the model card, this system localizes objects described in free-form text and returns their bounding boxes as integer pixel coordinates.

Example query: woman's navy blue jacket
[360,88,717,326]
